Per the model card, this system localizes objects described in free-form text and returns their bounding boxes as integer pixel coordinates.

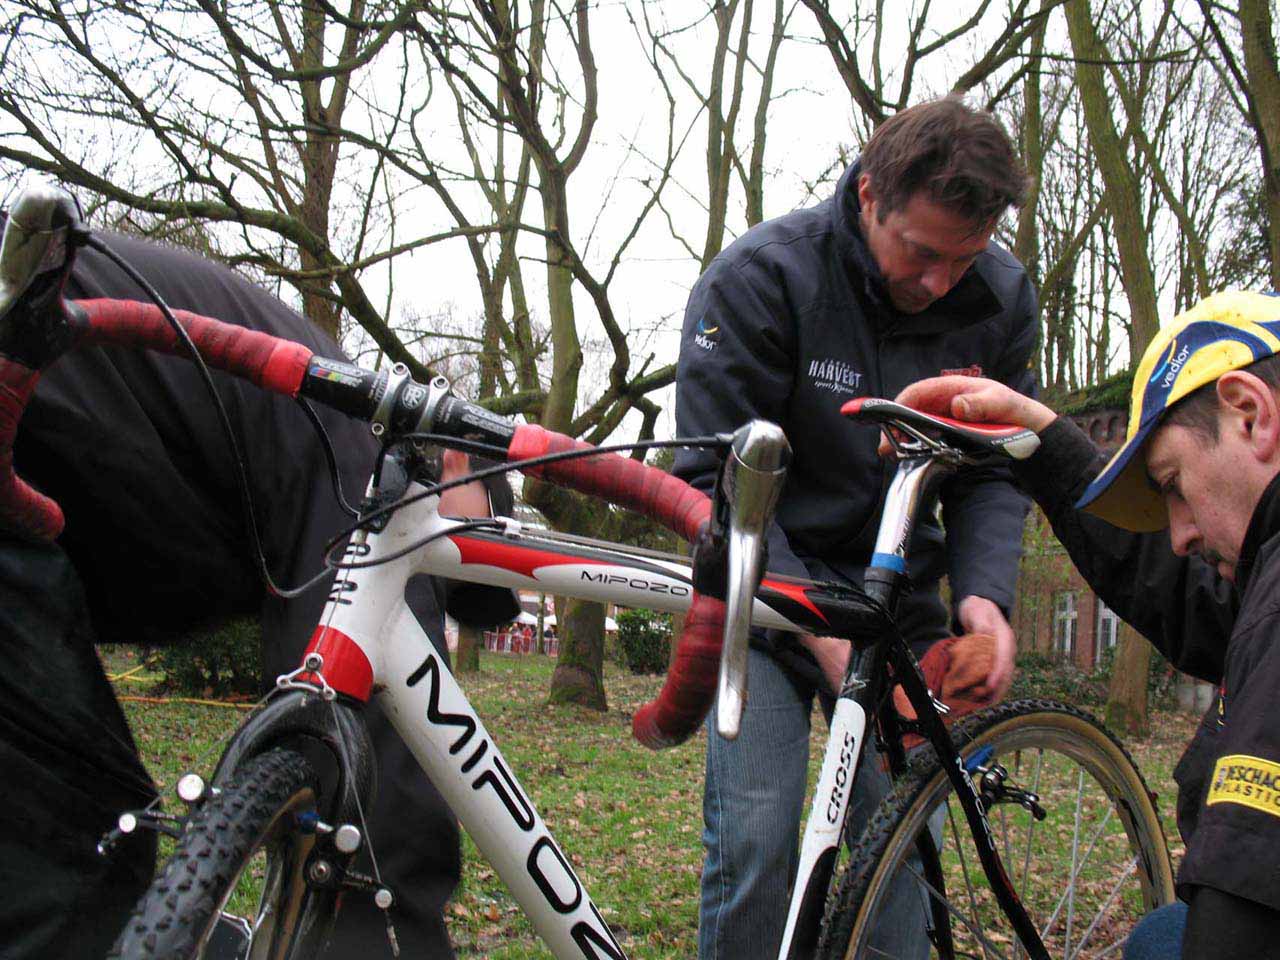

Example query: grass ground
[103,646,1198,959]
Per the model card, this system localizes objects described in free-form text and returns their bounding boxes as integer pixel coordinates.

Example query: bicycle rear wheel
[819,699,1174,960]
[110,747,338,960]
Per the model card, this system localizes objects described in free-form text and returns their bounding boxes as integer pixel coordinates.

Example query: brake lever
[0,180,85,367]
[716,420,790,739]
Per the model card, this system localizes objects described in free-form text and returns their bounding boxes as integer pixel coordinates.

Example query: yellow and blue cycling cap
[1076,290,1280,532]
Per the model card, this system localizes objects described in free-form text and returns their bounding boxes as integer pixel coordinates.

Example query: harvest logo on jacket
[1208,754,1280,818]
[808,357,863,395]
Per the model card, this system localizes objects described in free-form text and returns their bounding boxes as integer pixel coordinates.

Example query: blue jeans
[1123,903,1187,960]
[699,647,929,959]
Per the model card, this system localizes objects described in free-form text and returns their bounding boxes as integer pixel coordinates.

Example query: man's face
[857,174,993,314]
[1145,422,1255,582]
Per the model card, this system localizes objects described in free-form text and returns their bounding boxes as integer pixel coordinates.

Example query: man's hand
[876,375,1057,457]
[800,633,851,696]
[891,632,998,723]
[956,595,1016,700]
[439,449,492,518]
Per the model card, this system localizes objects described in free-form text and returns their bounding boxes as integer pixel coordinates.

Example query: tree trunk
[1239,0,1280,289]
[529,166,607,710]
[1067,0,1163,732]
[1104,626,1151,737]
[455,621,482,674]
[1065,0,1161,356]
[1016,17,1046,377]
[548,597,608,710]
[1013,14,1045,277]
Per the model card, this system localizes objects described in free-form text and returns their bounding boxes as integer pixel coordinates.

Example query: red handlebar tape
[77,299,313,396]
[631,592,727,749]
[0,359,63,539]
[509,424,723,750]
[508,425,711,542]
[0,308,732,746]
[0,299,315,543]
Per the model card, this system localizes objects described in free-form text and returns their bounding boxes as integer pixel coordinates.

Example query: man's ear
[1217,370,1280,461]
[857,173,875,214]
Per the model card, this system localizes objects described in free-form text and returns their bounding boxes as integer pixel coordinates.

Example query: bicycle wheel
[110,747,338,960]
[819,699,1175,960]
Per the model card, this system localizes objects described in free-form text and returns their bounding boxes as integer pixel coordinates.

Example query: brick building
[1010,405,1128,671]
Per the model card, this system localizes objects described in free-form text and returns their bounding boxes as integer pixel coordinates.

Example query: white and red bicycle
[0,184,1173,960]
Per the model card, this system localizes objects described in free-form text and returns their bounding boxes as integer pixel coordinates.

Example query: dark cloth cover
[0,221,517,959]
[0,539,157,958]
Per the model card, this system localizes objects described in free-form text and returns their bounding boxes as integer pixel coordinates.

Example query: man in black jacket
[895,289,1280,958]
[0,219,518,958]
[673,97,1037,959]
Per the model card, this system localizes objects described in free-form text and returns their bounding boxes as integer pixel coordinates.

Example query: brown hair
[1163,353,1280,441]
[860,95,1029,227]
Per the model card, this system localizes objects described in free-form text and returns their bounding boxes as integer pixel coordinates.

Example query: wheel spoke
[1040,806,1117,941]
[831,706,1172,960]
[1020,750,1046,895]
[1064,767,1086,956]
[897,852,1014,960]
[1081,933,1128,960]
[1012,748,1046,960]
[945,799,996,960]
[1066,857,1139,960]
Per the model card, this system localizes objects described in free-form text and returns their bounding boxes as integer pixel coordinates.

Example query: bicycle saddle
[841,397,1041,461]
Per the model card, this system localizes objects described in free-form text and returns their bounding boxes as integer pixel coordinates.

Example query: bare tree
[1,0,692,709]
[1197,0,1280,287]
[0,1,478,361]
[635,0,795,266]
[799,0,1063,132]
[415,0,692,708]
[1061,0,1236,734]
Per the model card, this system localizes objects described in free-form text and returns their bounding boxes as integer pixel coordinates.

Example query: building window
[1095,599,1120,666]
[1053,591,1077,659]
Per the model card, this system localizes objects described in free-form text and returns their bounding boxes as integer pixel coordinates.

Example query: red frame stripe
[303,625,374,701]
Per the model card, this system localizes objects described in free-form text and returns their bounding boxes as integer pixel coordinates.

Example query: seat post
[861,454,956,614]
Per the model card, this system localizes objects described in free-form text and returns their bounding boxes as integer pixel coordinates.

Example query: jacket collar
[831,160,1004,336]
[1234,469,1280,594]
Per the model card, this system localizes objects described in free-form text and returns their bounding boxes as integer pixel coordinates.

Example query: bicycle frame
[273,437,1044,960]
[291,458,880,959]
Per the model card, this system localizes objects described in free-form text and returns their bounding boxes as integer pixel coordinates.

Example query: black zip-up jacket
[1011,416,1280,951]
[1012,417,1232,683]
[673,161,1036,671]
[1174,470,1280,909]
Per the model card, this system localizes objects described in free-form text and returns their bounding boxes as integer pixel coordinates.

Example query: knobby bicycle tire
[818,699,1175,960]
[110,747,337,960]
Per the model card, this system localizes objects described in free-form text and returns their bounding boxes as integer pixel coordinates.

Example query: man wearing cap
[892,289,1280,956]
